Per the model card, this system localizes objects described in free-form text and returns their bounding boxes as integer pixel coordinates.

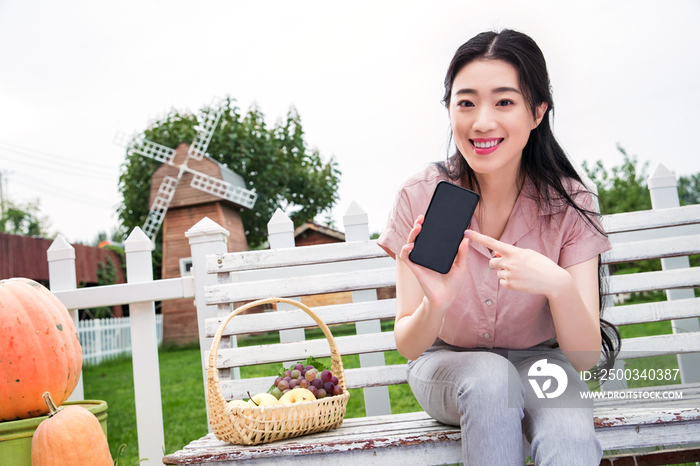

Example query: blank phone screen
[409,181,479,274]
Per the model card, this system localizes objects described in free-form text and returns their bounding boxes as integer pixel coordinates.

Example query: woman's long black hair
[437,29,620,376]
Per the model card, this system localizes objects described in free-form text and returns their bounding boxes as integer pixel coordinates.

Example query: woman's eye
[496,99,513,107]
[457,100,474,107]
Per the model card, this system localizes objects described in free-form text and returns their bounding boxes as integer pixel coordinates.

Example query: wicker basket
[207,297,350,445]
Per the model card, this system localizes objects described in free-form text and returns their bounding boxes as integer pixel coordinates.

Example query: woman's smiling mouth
[470,138,503,154]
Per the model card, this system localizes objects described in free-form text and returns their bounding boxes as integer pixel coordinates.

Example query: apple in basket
[279,388,315,404]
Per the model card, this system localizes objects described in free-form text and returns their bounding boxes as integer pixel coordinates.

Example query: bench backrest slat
[218,364,410,401]
[603,297,700,326]
[207,240,388,274]
[607,267,700,295]
[216,331,396,369]
[618,332,700,358]
[602,234,700,264]
[205,299,396,337]
[206,267,396,304]
[602,204,700,234]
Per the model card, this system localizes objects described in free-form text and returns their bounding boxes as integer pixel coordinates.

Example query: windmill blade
[115,132,177,165]
[188,99,225,161]
[143,175,180,240]
[190,172,257,209]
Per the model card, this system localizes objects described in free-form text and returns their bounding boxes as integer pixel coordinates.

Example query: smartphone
[408,181,480,274]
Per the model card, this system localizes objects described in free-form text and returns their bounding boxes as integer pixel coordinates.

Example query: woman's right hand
[398,215,471,313]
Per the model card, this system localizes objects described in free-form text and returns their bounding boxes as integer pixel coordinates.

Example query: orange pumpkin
[0,278,83,421]
[31,392,113,465]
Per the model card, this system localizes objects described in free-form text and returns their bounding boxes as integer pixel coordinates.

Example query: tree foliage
[117,98,341,256]
[0,198,50,237]
[678,173,700,206]
[581,144,652,215]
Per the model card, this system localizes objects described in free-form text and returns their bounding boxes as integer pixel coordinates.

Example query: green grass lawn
[83,298,698,466]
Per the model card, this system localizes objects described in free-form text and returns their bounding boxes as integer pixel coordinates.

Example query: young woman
[377,30,620,465]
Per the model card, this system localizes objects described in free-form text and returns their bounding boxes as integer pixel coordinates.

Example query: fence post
[124,227,165,465]
[343,202,392,416]
[647,163,700,383]
[185,217,230,430]
[268,209,305,356]
[47,235,84,401]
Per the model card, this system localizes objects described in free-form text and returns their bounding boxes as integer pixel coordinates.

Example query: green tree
[0,198,50,237]
[117,98,341,276]
[581,144,651,215]
[678,173,700,206]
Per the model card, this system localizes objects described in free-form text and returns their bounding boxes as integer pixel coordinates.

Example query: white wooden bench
[163,199,700,465]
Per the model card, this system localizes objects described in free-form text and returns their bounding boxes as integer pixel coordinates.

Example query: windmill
[115,98,258,343]
[115,98,257,240]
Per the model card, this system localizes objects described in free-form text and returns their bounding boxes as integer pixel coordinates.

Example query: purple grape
[283,376,292,384]
[291,369,301,379]
[274,377,283,386]
[321,370,332,383]
[284,370,292,378]
[331,376,339,386]
[294,363,305,371]
[299,378,310,389]
[312,378,323,389]
[308,386,318,397]
[305,365,315,371]
[289,379,298,389]
[316,388,327,399]
[305,370,316,382]
[332,385,343,396]
[324,381,334,393]
[277,380,289,391]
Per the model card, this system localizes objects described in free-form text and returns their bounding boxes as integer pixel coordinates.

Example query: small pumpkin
[0,278,83,421]
[31,392,113,466]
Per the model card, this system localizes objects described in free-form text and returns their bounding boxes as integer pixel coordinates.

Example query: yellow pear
[279,388,315,405]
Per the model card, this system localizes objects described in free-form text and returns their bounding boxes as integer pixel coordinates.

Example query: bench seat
[164,383,700,465]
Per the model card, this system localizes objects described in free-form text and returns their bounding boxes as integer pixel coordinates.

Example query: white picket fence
[40,162,697,466]
[77,315,164,365]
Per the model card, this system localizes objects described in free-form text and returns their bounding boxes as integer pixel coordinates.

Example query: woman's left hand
[465,230,571,298]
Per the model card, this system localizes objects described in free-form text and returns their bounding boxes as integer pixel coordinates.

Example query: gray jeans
[407,338,602,465]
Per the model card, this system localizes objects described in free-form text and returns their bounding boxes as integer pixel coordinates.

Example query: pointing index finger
[465,230,510,255]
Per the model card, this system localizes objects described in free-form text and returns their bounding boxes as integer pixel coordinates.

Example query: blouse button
[486,299,493,306]
[484,333,490,338]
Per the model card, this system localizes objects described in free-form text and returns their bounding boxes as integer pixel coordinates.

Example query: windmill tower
[117,99,257,343]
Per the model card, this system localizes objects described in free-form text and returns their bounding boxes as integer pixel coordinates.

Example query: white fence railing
[78,315,164,365]
[39,162,696,466]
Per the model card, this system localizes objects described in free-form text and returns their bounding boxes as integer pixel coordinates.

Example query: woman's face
[449,59,546,181]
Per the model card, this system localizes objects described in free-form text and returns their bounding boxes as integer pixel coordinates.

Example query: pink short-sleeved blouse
[377,165,612,350]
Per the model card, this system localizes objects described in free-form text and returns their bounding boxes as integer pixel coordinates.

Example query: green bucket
[0,400,108,466]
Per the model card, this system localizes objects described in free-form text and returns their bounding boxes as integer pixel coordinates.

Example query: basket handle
[207,297,348,409]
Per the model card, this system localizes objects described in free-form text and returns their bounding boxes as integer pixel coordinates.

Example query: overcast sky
[1,0,699,245]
